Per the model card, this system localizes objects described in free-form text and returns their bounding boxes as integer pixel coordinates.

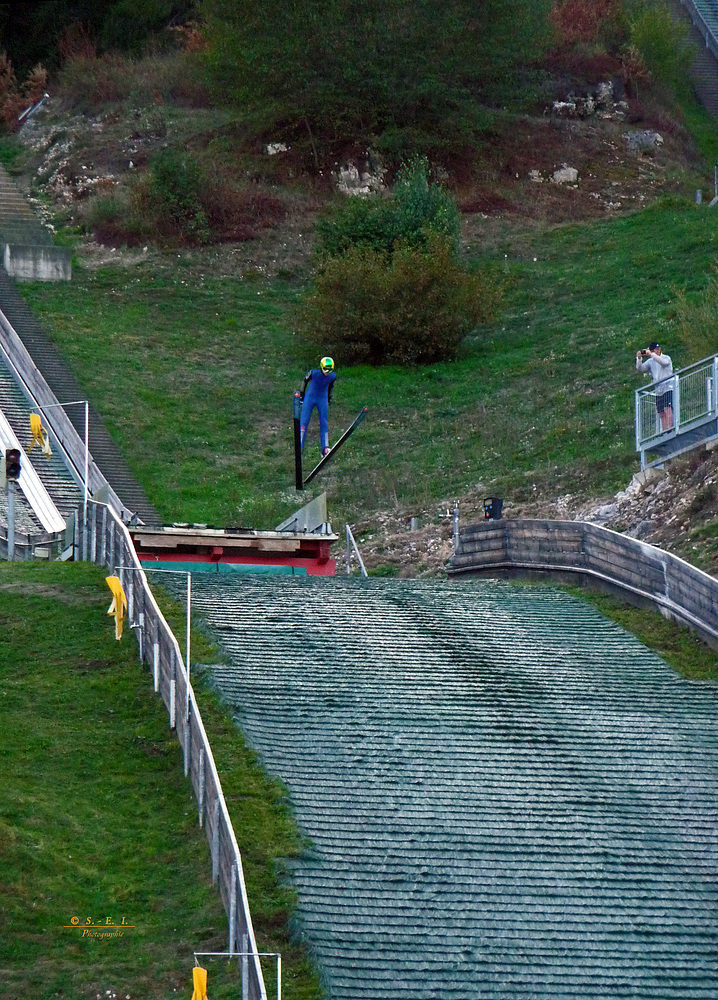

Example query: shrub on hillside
[626,1,693,95]
[58,48,210,111]
[84,192,146,246]
[142,148,210,243]
[57,54,135,107]
[315,157,460,260]
[0,52,48,131]
[302,158,500,366]
[549,0,617,47]
[82,153,286,247]
[298,233,502,366]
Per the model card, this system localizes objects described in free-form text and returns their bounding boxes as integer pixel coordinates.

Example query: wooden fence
[449,518,718,651]
[80,499,267,1000]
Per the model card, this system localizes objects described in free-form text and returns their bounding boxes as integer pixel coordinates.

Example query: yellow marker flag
[105,576,127,641]
[29,413,52,458]
[191,966,208,1000]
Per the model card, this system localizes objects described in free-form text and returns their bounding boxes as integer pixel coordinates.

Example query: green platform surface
[140,559,307,575]
[174,576,718,1000]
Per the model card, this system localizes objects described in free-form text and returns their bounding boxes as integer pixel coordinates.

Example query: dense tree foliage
[0,1,197,72]
[201,0,553,155]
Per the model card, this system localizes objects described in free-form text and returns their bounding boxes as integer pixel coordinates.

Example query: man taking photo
[636,341,674,432]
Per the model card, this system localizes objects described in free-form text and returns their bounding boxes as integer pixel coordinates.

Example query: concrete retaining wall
[449,519,718,649]
[3,244,72,282]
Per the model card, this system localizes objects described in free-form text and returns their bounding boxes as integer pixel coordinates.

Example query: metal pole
[81,500,88,561]
[345,524,367,577]
[674,373,681,432]
[242,934,249,1000]
[84,400,89,525]
[346,524,351,574]
[452,502,460,553]
[73,506,79,561]
[277,953,282,1000]
[186,572,191,721]
[7,481,15,561]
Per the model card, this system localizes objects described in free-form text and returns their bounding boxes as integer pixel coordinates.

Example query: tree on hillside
[201,0,553,156]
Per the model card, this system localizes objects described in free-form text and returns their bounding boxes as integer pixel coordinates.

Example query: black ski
[303,406,369,487]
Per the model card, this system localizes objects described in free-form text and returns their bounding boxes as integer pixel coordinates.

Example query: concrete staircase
[0,167,52,246]
[0,165,70,280]
[0,363,82,519]
[0,271,161,525]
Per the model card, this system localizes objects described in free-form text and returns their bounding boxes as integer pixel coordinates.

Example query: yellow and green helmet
[320,356,335,374]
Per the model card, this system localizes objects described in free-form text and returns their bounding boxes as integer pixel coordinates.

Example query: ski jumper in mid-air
[300,357,336,455]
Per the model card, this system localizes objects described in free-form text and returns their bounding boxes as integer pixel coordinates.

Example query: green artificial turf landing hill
[0,561,321,1000]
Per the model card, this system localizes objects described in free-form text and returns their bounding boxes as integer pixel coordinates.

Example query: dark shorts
[656,390,673,413]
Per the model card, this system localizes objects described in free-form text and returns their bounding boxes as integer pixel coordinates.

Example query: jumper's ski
[302,406,369,488]
[292,391,303,490]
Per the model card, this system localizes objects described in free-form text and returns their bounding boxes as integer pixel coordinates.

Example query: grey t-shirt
[636,352,674,389]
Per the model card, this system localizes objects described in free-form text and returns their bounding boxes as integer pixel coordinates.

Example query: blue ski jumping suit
[300,368,336,452]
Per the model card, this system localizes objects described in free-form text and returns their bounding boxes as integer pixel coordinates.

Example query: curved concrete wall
[449,519,718,649]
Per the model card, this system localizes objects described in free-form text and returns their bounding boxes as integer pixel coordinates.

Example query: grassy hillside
[0,561,322,1000]
[17,197,718,533]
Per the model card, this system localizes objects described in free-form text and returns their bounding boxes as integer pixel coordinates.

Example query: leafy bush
[57,49,210,111]
[0,51,48,131]
[57,54,135,108]
[315,157,460,260]
[139,148,211,244]
[625,0,693,95]
[303,157,500,366]
[549,0,617,47]
[83,191,146,246]
[82,152,285,247]
[298,233,502,365]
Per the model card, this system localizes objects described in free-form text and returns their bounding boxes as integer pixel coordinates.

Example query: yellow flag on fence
[191,966,208,1000]
[105,576,127,641]
[29,413,52,457]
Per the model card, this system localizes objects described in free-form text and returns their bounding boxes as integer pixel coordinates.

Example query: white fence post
[198,748,205,828]
[212,799,220,882]
[229,864,237,956]
[153,640,159,692]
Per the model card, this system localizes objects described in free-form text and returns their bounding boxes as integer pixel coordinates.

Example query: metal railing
[77,499,267,1000]
[635,353,718,450]
[679,0,718,63]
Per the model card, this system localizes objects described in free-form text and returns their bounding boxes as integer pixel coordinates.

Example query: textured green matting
[176,576,718,1000]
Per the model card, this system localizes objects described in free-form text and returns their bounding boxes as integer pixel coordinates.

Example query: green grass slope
[0,561,322,1000]
[17,197,718,532]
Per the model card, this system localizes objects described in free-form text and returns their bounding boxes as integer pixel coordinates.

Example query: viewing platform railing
[679,0,718,63]
[635,352,718,467]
